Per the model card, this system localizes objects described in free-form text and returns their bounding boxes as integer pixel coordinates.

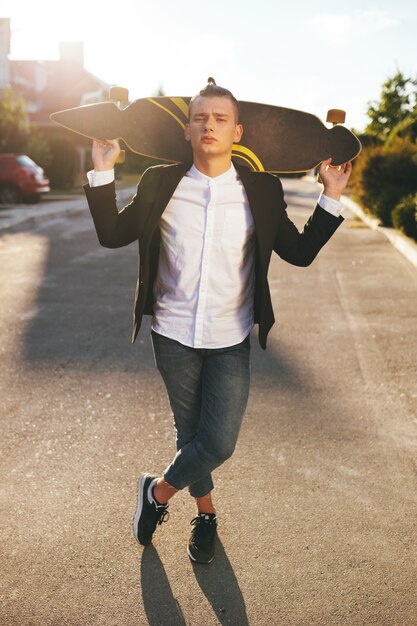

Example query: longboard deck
[50,97,361,173]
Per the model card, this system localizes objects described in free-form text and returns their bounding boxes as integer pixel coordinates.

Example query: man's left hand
[319,158,352,201]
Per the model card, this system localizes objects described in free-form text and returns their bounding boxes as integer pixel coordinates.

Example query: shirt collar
[187,163,236,183]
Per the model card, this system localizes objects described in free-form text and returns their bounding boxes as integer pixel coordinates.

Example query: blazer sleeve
[84,167,156,249]
[272,178,344,266]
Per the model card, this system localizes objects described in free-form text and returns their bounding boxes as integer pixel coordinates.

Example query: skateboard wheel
[116,149,125,164]
[326,109,346,124]
[109,87,129,103]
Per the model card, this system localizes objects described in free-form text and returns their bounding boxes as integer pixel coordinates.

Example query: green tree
[0,86,30,152]
[0,87,54,170]
[386,107,417,144]
[365,71,417,140]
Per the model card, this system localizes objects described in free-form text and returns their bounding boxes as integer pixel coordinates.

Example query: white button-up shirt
[87,165,344,349]
[151,164,255,348]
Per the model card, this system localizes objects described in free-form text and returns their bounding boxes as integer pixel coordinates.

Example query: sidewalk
[342,194,417,269]
[0,183,137,231]
[0,193,86,230]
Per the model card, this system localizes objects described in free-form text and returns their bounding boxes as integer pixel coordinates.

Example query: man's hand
[92,139,121,171]
[319,158,352,201]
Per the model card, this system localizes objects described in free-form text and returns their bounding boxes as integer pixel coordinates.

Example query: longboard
[50,94,361,173]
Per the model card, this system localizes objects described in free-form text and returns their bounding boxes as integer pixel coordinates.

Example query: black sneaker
[187,513,217,564]
[133,474,169,546]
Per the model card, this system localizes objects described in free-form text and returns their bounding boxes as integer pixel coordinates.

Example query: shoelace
[190,515,216,542]
[156,508,170,526]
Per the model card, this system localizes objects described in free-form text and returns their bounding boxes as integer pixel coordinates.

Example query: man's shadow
[190,536,249,625]
[140,538,249,625]
[141,545,187,626]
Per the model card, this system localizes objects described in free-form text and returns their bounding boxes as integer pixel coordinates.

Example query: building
[0,17,111,180]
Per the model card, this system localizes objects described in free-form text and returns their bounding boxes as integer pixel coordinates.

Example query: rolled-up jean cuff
[162,470,214,498]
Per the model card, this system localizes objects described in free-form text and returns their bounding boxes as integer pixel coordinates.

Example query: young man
[84,79,352,564]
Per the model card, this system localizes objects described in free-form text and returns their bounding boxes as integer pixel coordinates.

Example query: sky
[1,0,417,131]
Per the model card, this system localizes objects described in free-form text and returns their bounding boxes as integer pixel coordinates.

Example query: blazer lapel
[149,162,191,231]
[234,162,267,241]
[234,162,280,267]
[233,162,263,225]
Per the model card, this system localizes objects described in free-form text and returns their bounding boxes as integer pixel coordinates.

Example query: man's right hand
[92,139,121,171]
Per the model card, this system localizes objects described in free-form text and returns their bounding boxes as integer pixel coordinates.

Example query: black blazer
[84,162,343,349]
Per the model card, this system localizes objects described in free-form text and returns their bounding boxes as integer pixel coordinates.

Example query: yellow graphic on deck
[170,98,190,120]
[148,98,186,129]
[232,145,265,172]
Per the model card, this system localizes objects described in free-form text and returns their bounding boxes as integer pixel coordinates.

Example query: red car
[0,154,50,204]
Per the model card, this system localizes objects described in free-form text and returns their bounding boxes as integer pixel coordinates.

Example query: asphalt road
[1,179,416,626]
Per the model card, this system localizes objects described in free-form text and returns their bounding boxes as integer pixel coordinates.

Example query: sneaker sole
[133,474,150,545]
[187,546,214,564]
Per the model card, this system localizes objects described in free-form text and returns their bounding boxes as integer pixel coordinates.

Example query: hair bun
[207,77,216,86]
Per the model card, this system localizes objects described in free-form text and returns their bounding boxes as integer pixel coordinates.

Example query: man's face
[185,96,243,159]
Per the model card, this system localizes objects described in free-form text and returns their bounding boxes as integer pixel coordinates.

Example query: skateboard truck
[109,86,129,163]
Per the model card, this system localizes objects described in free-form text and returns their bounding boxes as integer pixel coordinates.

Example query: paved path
[1,179,416,625]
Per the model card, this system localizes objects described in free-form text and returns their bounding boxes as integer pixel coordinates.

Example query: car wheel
[0,184,22,204]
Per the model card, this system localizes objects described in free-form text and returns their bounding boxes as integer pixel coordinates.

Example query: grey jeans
[151,331,251,498]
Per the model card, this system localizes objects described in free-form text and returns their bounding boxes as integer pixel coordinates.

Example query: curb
[0,185,137,232]
[341,195,417,269]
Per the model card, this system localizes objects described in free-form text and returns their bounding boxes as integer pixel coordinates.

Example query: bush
[45,135,78,188]
[349,139,417,226]
[392,193,417,241]
[25,131,53,171]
